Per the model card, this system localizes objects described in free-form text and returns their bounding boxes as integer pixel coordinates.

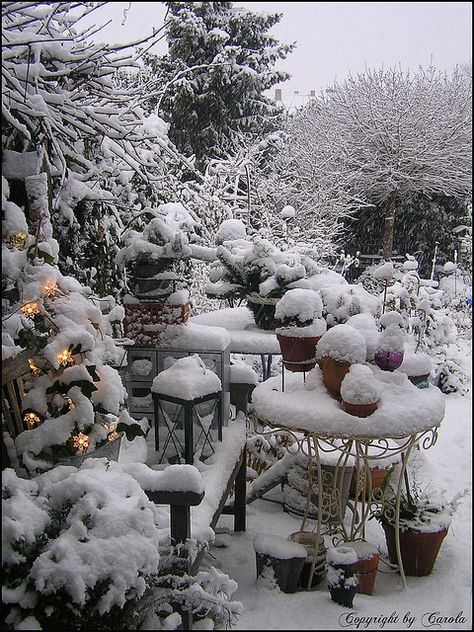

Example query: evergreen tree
[343,194,471,277]
[143,1,294,172]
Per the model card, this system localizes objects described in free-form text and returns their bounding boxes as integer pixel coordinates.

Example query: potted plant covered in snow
[274,288,327,372]
[315,324,367,399]
[398,350,432,389]
[340,364,380,417]
[374,476,467,577]
[116,203,198,301]
[205,228,319,330]
[374,311,406,371]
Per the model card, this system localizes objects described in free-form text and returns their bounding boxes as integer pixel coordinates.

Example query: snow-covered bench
[123,418,247,574]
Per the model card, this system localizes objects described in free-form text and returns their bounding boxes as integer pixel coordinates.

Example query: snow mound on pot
[275,288,323,324]
[340,364,381,405]
[316,324,367,364]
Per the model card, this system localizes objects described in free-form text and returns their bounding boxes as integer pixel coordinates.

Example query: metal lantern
[152,390,222,465]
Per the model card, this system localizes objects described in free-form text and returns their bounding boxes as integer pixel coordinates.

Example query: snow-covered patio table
[190,306,281,379]
[251,364,446,589]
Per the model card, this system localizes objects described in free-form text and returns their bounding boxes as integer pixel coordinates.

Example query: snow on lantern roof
[151,354,222,400]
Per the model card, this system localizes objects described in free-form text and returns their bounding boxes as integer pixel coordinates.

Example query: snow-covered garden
[2,3,472,631]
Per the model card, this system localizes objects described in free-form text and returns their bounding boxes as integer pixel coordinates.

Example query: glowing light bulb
[21,302,41,319]
[6,231,28,250]
[57,349,74,367]
[28,358,42,376]
[73,433,90,454]
[24,411,41,428]
[43,282,59,297]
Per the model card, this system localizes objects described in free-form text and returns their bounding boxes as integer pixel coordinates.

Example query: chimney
[275,88,282,101]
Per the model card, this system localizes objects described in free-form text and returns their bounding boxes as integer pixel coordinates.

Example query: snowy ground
[199,342,472,631]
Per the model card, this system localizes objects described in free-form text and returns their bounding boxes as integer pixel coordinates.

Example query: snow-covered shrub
[375,473,468,532]
[340,364,380,405]
[2,461,162,630]
[2,181,143,474]
[206,231,320,328]
[2,461,243,631]
[314,279,380,327]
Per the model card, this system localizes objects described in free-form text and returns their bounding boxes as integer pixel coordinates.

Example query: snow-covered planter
[253,534,307,594]
[115,203,198,301]
[326,546,359,607]
[122,297,190,347]
[376,483,467,577]
[275,288,327,372]
[398,351,432,388]
[205,231,319,329]
[340,364,380,417]
[316,324,367,398]
[374,311,406,371]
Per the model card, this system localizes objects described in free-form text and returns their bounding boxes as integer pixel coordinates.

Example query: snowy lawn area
[199,343,472,631]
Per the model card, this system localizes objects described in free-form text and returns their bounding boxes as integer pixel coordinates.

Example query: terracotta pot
[349,466,389,500]
[353,550,379,595]
[277,333,320,372]
[382,523,448,576]
[320,356,351,399]
[374,350,404,371]
[342,400,378,417]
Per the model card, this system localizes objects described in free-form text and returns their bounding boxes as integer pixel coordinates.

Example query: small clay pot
[342,400,378,417]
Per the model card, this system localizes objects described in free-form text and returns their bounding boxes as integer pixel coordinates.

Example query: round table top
[251,364,445,440]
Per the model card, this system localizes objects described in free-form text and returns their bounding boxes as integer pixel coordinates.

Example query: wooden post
[382,192,397,261]
[234,446,247,532]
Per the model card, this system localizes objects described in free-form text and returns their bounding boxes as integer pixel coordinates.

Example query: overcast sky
[85,2,472,107]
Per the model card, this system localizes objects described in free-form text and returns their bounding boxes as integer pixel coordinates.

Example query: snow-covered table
[251,365,446,588]
[190,306,281,379]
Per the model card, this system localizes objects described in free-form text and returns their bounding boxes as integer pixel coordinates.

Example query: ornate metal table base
[253,416,439,588]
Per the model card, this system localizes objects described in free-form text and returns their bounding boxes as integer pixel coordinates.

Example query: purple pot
[374,349,404,371]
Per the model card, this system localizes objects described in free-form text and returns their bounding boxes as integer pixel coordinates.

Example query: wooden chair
[2,350,31,469]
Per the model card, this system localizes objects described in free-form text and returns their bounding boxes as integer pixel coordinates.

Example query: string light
[65,398,75,410]
[43,282,59,297]
[21,302,41,319]
[5,231,28,250]
[24,411,41,428]
[107,426,119,442]
[57,349,74,367]
[28,358,42,376]
[73,433,90,453]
